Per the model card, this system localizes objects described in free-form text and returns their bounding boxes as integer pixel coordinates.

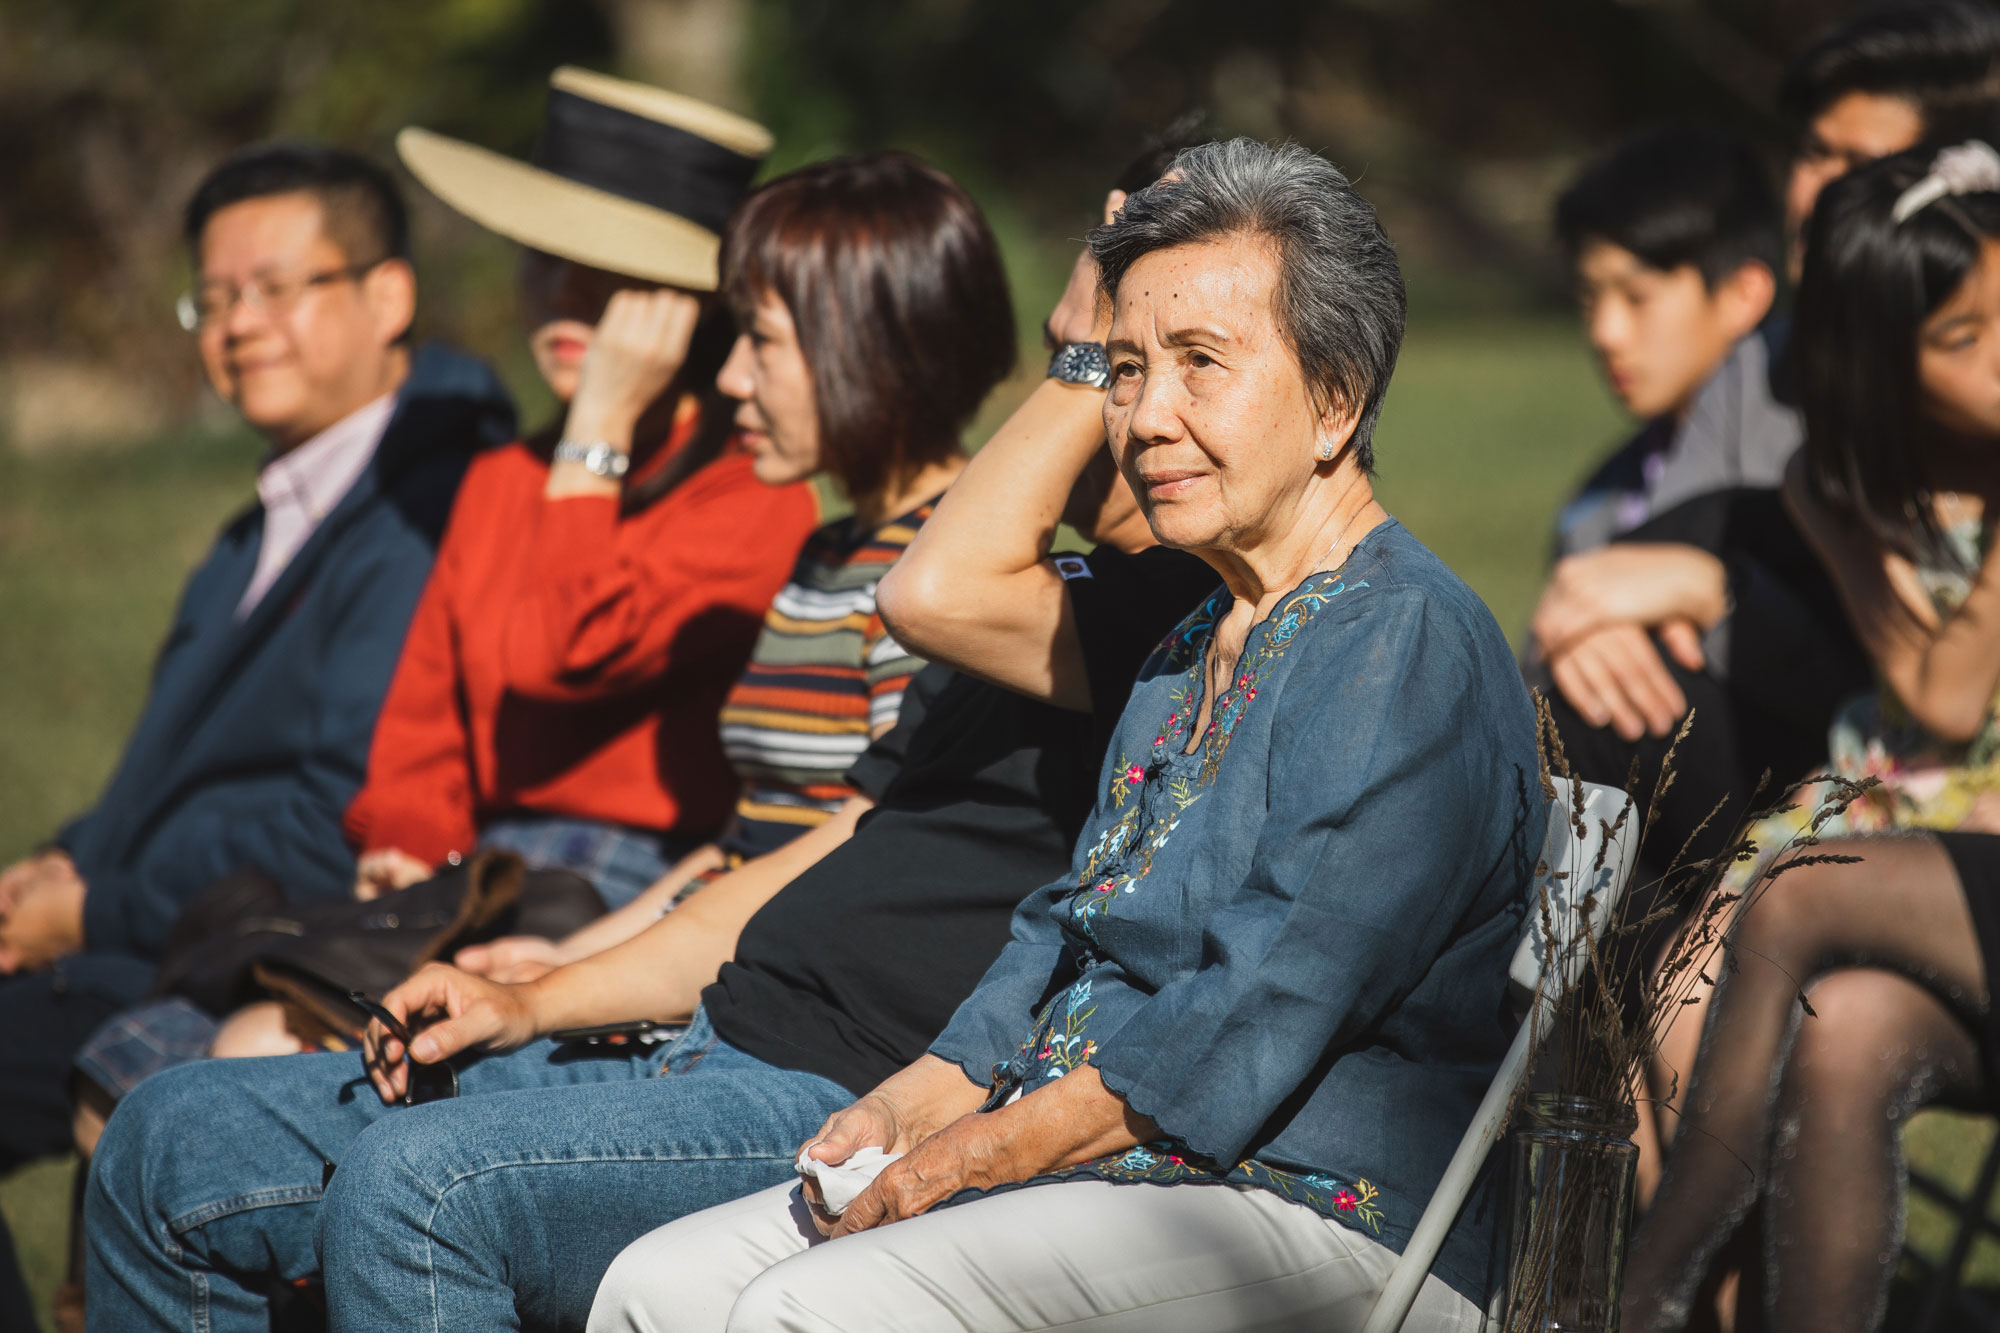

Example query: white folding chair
[1361,777,1641,1333]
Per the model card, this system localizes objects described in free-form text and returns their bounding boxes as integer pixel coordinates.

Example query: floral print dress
[927,520,1545,1305]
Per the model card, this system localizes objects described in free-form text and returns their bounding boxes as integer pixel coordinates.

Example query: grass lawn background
[2,316,1993,1326]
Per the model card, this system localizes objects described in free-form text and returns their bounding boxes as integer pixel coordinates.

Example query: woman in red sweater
[343,71,819,909]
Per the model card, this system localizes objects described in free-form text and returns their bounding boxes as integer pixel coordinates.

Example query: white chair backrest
[1507,776,1641,1009]
[1360,775,1639,1333]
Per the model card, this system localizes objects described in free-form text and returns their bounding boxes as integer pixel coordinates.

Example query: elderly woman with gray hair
[588,138,1543,1333]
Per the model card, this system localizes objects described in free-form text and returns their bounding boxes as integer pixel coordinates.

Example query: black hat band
[532,88,761,235]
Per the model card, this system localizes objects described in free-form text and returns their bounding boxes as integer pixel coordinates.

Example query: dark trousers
[0,952,153,1324]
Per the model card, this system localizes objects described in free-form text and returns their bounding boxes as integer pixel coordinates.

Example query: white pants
[589,1178,1483,1333]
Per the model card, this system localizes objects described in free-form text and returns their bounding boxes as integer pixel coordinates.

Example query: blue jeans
[85,1009,851,1333]
[479,814,694,910]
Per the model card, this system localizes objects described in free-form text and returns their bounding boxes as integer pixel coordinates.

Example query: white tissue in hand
[794,1145,901,1216]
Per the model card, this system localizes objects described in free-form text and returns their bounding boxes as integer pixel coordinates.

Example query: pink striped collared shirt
[236,393,396,618]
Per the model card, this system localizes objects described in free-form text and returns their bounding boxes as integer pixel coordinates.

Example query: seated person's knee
[1789,969,1968,1099]
[70,1076,114,1157]
[207,1001,310,1060]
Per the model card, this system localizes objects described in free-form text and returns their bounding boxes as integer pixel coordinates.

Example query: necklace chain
[1201,498,1369,707]
[1310,498,1367,575]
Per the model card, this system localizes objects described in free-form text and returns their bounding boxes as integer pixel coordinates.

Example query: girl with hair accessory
[1625,140,2000,1333]
[1708,139,2000,888]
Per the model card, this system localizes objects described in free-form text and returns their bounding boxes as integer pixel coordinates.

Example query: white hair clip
[1891,140,2000,223]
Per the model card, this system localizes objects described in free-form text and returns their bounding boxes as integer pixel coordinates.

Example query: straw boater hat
[397,67,774,291]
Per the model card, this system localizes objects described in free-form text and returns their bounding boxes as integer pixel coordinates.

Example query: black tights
[1622,834,1989,1333]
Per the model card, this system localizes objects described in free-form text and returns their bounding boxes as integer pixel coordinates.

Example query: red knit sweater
[343,427,817,865]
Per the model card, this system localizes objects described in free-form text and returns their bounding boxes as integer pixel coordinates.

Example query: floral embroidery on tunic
[979,567,1387,1238]
[1066,572,1368,944]
[1036,1145,1386,1235]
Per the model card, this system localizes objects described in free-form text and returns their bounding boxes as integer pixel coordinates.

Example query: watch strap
[552,439,632,479]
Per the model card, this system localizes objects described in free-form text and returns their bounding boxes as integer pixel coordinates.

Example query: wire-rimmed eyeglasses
[175,261,382,332]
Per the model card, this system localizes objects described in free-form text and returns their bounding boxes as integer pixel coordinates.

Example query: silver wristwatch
[1047,341,1110,389]
[552,439,631,479]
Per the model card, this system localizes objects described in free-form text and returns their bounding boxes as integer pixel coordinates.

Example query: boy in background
[1547,124,1780,561]
[1535,0,2000,754]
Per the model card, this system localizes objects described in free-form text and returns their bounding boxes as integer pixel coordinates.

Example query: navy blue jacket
[57,344,514,960]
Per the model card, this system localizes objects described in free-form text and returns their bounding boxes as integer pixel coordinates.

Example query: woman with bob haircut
[457,147,1017,980]
[83,149,1015,1333]
[590,137,1544,1333]
[1625,141,2000,1333]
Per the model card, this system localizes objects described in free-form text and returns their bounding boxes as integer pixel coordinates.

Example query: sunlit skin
[1786,90,1926,276]
[517,250,664,404]
[1046,198,1151,549]
[195,193,413,451]
[1103,236,1365,570]
[1574,240,1773,423]
[716,290,823,488]
[1919,236,2000,454]
[870,188,1152,718]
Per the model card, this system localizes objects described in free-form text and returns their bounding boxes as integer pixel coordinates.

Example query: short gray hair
[1088,138,1406,470]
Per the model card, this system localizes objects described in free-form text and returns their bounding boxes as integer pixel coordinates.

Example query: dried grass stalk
[1504,692,1874,1332]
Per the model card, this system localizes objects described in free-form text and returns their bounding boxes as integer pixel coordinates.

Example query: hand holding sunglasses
[354,962,542,1106]
[351,990,459,1105]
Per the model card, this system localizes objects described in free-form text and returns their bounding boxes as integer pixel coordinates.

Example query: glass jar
[1504,1093,1639,1333]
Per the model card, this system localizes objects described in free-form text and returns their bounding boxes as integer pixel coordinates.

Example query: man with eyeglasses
[0,140,511,1323]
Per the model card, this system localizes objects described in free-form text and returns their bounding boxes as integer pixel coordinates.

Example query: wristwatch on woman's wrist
[552,439,631,479]
[1046,341,1110,389]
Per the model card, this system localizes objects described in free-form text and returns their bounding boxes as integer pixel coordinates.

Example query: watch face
[1049,342,1110,387]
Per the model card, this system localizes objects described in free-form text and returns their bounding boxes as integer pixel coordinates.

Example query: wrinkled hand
[565,289,702,442]
[1548,622,1692,742]
[1531,544,1727,662]
[361,962,537,1104]
[795,1092,916,1233]
[796,1055,989,1233]
[353,847,434,901]
[829,1111,1017,1239]
[1044,190,1126,349]
[454,934,569,984]
[0,851,86,974]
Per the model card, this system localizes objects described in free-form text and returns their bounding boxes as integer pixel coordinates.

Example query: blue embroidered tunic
[929,519,1543,1302]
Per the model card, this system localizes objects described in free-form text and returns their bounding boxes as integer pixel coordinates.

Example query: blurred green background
[2,0,1998,1328]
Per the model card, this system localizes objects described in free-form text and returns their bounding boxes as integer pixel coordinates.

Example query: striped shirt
[716,499,933,858]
